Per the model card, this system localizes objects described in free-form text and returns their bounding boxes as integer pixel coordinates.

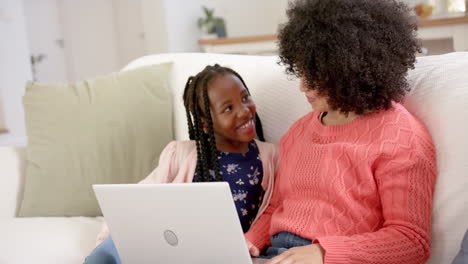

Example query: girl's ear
[202,119,209,134]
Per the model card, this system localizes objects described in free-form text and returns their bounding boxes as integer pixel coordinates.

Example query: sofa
[0,52,467,264]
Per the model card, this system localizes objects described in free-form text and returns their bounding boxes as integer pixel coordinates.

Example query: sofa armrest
[0,146,26,218]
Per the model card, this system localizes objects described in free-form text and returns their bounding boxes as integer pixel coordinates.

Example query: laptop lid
[93,182,256,264]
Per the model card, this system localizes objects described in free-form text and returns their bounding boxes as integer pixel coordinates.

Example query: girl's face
[300,77,330,112]
[204,73,256,150]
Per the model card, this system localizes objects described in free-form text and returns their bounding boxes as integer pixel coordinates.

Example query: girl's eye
[223,106,232,113]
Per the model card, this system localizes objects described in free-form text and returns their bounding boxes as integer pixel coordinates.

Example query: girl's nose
[238,105,250,119]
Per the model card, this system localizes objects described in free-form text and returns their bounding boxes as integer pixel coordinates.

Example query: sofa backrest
[403,52,468,264]
[123,53,310,143]
[124,52,468,264]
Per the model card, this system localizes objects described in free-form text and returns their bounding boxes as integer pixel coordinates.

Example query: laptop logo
[163,230,179,246]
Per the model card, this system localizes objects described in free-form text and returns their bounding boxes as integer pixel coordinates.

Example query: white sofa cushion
[0,217,103,264]
[0,146,26,218]
[404,52,468,264]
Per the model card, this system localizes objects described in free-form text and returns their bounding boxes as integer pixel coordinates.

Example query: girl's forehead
[207,73,245,91]
[210,72,238,83]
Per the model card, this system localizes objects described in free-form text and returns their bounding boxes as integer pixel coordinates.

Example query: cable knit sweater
[245,103,437,264]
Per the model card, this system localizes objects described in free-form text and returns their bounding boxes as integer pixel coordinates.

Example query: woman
[245,0,437,263]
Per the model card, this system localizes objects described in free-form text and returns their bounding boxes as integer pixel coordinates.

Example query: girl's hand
[246,238,260,257]
[266,244,324,264]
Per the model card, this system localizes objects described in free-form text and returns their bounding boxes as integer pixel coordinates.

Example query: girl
[85,64,279,264]
[245,0,437,264]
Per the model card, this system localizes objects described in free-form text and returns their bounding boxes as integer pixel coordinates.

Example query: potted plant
[197,6,227,39]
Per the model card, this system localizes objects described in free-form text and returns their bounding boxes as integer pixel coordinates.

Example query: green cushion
[19,63,173,217]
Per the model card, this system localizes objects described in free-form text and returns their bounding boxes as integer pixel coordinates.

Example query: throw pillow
[19,62,173,216]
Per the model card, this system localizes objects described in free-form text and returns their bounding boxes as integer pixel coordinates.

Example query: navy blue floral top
[193,140,264,232]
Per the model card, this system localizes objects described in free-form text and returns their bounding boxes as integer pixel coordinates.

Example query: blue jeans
[85,232,310,263]
[84,236,121,264]
[452,229,468,264]
[260,232,313,259]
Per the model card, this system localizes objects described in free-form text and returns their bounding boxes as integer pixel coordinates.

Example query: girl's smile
[237,119,255,134]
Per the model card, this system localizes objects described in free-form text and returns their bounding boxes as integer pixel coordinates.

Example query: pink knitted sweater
[245,103,437,264]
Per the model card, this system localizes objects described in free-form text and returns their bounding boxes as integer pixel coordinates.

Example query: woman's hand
[266,244,324,264]
[246,238,260,257]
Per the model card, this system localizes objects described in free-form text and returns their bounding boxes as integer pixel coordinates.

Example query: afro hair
[278,0,421,114]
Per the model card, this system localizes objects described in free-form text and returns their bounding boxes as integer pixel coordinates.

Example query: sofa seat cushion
[0,217,102,264]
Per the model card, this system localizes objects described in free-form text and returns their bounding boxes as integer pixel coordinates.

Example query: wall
[126,0,468,54]
[113,0,148,67]
[0,0,32,145]
[276,0,290,25]
[23,0,149,83]
[58,0,121,81]
[23,0,68,83]
[161,0,286,52]
[202,0,283,37]
[140,0,169,55]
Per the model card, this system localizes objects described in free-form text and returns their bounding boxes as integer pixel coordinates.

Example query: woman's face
[299,77,330,112]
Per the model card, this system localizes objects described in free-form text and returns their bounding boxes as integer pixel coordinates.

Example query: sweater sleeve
[245,135,294,250]
[246,118,306,250]
[316,134,437,264]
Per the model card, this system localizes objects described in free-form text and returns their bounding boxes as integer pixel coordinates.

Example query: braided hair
[182,64,265,182]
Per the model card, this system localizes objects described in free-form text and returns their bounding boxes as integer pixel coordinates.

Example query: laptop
[93,182,268,264]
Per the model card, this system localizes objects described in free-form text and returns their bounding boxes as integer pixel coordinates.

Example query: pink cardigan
[96,139,279,244]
